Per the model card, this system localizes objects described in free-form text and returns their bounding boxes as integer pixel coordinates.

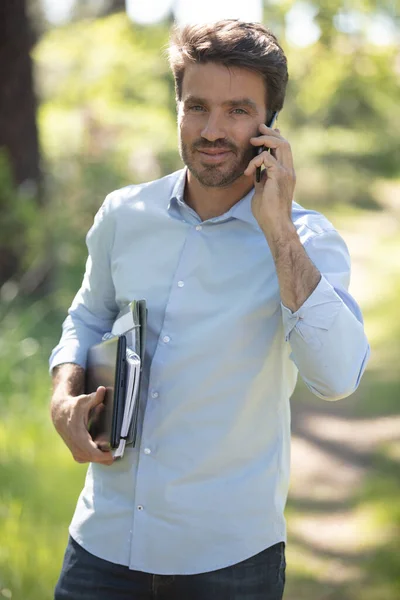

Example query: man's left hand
[244,124,296,236]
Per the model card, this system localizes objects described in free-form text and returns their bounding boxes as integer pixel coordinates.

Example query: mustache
[192,139,238,153]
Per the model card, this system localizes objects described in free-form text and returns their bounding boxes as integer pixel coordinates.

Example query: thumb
[84,387,106,430]
[88,386,106,407]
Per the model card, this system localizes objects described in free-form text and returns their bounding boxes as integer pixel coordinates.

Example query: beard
[179,137,255,188]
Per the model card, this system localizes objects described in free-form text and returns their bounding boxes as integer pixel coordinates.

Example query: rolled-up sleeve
[49,196,119,372]
[281,228,370,400]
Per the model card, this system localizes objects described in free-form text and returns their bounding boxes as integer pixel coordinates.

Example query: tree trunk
[0,0,41,286]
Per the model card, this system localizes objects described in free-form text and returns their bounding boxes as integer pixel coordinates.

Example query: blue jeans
[55,536,286,599]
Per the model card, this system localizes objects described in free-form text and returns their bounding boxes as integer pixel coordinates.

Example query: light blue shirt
[50,168,370,575]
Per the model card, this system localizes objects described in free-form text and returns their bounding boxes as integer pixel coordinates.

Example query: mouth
[197,149,232,163]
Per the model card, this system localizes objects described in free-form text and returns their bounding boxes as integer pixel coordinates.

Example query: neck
[184,169,254,221]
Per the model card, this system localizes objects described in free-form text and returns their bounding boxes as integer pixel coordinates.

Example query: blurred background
[0,1,399,598]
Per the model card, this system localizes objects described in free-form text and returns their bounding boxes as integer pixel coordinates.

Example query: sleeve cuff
[48,341,88,374]
[281,275,343,342]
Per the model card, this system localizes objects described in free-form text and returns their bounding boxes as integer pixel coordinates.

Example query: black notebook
[86,334,127,451]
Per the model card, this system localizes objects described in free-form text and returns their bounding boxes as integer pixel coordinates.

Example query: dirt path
[286,209,400,597]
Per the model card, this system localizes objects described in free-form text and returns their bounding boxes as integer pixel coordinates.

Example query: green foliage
[35,14,179,176]
[0,151,48,278]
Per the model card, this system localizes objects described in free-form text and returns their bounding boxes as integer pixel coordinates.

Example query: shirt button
[195,225,202,231]
[137,505,144,511]
[151,391,159,399]
[143,448,151,455]
[177,281,184,287]
[163,335,170,343]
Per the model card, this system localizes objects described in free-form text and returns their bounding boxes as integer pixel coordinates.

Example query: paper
[111,303,137,348]
[105,299,147,456]
[113,349,141,459]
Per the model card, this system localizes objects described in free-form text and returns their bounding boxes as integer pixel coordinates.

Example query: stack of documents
[113,347,141,458]
[85,299,147,458]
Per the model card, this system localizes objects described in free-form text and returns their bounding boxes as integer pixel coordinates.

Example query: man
[50,20,370,600]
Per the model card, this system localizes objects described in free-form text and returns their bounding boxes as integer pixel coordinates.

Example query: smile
[197,150,231,162]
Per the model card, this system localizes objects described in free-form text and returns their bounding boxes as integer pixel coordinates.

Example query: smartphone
[255,111,279,183]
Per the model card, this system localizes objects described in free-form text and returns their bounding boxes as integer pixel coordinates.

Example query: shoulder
[291,201,337,247]
[101,169,184,216]
[87,169,184,242]
[292,201,351,283]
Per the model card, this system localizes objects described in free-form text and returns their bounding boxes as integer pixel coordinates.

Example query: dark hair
[168,19,289,122]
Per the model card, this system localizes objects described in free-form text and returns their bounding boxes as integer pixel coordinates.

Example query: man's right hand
[51,377,114,466]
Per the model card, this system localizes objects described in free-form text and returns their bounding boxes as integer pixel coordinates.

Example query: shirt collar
[229,187,260,229]
[168,167,261,230]
[169,168,187,205]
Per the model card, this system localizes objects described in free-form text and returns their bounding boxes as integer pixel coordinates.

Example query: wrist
[52,363,85,397]
[260,216,297,244]
[51,391,72,422]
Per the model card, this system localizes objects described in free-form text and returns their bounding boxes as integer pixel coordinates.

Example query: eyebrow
[184,96,259,112]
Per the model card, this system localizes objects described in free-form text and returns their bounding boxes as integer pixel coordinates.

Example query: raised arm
[246,124,370,400]
[271,226,369,400]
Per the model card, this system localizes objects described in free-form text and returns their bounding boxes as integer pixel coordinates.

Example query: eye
[188,105,206,112]
[231,108,248,115]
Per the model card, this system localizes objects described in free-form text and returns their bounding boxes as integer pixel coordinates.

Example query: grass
[284,440,400,600]
[0,301,86,599]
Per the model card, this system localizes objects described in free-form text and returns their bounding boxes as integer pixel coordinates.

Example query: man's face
[178,62,267,188]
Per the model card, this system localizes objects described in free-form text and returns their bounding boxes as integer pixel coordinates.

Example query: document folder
[85,299,147,457]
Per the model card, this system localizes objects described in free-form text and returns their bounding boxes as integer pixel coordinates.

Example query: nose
[200,113,226,142]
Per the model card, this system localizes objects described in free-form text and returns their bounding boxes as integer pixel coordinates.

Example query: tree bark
[0,0,41,286]
[0,0,40,187]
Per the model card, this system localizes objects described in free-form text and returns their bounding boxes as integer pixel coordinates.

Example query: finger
[244,153,275,177]
[250,135,287,166]
[89,441,114,465]
[250,135,281,149]
[260,126,294,171]
[259,123,283,138]
[75,432,114,465]
[244,150,277,177]
[74,404,114,465]
[258,124,294,171]
[85,416,114,464]
[72,447,114,465]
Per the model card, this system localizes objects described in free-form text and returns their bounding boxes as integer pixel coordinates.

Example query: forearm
[52,363,85,396]
[261,220,321,312]
[51,363,85,427]
[262,219,369,400]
